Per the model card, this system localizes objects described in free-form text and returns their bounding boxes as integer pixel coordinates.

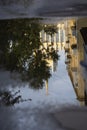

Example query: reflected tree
[43,24,59,61]
[26,50,51,89]
[0,90,32,106]
[44,25,58,37]
[0,19,42,70]
[0,19,59,89]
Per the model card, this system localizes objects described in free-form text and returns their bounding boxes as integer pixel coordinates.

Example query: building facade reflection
[40,22,66,95]
[65,18,87,105]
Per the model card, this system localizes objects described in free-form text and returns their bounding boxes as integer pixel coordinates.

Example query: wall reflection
[64,18,87,106]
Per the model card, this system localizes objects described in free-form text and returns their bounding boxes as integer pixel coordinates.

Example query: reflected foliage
[0,19,59,89]
[44,25,58,36]
[0,90,32,106]
[26,50,51,89]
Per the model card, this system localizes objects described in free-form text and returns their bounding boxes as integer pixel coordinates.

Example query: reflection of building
[65,18,87,105]
[45,79,48,95]
[46,59,58,73]
[64,19,79,100]
[41,18,87,104]
[40,23,66,50]
[40,23,66,95]
[77,18,87,105]
[44,54,58,95]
